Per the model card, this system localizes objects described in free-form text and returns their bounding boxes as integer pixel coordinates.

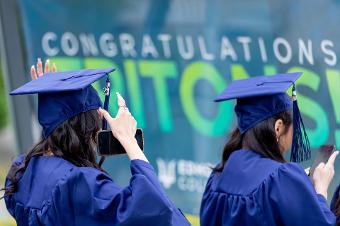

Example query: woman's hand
[99,92,148,162]
[30,58,57,80]
[312,151,339,199]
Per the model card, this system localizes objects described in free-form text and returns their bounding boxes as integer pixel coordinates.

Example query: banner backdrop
[16,0,340,222]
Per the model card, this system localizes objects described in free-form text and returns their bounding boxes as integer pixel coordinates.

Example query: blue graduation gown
[5,155,190,226]
[200,149,336,226]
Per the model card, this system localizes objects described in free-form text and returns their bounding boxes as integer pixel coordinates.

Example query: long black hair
[214,110,292,172]
[3,109,102,195]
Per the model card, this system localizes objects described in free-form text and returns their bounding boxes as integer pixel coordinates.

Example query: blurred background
[0,0,340,225]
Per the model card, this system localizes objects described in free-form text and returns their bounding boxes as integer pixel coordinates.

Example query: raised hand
[99,93,148,162]
[30,58,57,80]
[313,151,339,199]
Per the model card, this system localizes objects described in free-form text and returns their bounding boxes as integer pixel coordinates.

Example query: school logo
[156,158,177,189]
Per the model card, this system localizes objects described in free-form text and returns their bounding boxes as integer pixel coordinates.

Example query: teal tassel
[290,84,311,162]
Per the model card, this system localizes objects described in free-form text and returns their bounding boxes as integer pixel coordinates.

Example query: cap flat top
[10,68,115,95]
[215,72,302,102]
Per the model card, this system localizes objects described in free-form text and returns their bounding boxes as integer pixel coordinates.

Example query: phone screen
[97,129,144,156]
[309,145,335,178]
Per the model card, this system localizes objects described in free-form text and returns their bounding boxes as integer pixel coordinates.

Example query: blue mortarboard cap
[215,72,310,162]
[234,93,293,134]
[10,68,115,137]
[215,72,302,102]
[215,72,301,133]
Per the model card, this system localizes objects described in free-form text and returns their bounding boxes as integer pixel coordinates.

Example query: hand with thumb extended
[312,151,339,199]
[99,93,148,162]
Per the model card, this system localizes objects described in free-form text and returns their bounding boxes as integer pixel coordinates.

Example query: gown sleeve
[4,154,26,216]
[51,159,190,226]
[267,163,336,226]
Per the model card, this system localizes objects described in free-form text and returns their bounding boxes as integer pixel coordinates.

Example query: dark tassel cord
[99,77,111,167]
[290,85,311,162]
[102,77,111,130]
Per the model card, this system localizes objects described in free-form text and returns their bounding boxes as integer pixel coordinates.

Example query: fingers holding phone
[99,93,148,162]
[310,145,336,178]
[312,150,339,199]
[97,129,144,156]
[99,94,136,143]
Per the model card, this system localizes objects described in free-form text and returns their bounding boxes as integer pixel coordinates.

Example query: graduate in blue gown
[2,60,190,226]
[200,72,338,226]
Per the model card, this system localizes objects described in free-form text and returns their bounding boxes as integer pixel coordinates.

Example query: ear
[274,119,285,138]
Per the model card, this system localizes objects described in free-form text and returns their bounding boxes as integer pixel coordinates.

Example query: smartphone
[309,145,336,178]
[97,129,144,156]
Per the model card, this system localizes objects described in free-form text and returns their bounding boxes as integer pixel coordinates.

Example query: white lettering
[177,35,194,60]
[258,37,268,63]
[119,33,137,58]
[298,39,314,65]
[220,37,237,61]
[237,36,252,62]
[141,34,159,58]
[198,35,214,60]
[79,33,99,56]
[42,32,59,56]
[61,32,79,56]
[321,39,337,66]
[157,34,172,58]
[273,37,292,64]
[99,33,118,57]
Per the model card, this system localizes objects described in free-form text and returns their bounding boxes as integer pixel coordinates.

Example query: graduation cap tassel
[99,77,111,167]
[290,84,311,162]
